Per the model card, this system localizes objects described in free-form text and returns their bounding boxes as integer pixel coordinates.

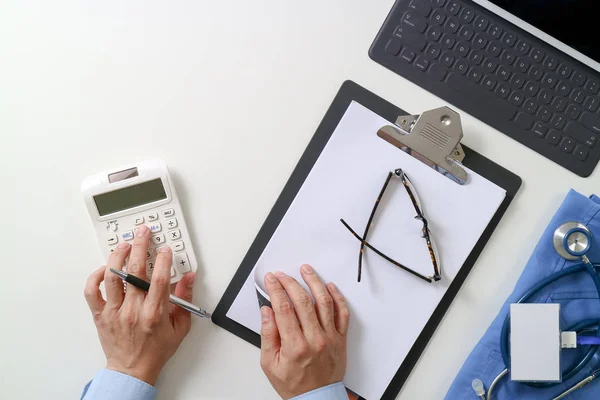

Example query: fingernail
[261,306,270,323]
[159,246,171,253]
[136,225,149,235]
[275,271,286,278]
[187,273,196,288]
[301,264,314,274]
[117,242,130,249]
[266,272,276,283]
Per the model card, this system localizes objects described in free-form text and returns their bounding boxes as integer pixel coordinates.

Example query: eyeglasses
[340,168,441,283]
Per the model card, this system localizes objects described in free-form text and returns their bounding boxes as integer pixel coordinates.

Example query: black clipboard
[212,80,522,399]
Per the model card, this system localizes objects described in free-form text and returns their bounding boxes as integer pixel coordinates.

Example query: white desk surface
[1,1,599,399]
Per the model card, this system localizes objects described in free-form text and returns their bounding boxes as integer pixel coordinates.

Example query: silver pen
[110,268,212,319]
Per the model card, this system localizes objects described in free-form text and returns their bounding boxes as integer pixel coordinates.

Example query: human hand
[260,264,350,399]
[84,225,196,385]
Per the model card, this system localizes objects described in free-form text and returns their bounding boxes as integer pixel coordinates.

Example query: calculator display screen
[94,178,167,216]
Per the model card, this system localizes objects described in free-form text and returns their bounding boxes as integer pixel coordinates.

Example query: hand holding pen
[84,225,208,386]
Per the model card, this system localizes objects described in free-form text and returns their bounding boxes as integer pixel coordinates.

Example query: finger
[327,282,350,336]
[124,225,151,302]
[172,272,196,339]
[145,246,172,317]
[104,242,131,308]
[260,306,281,365]
[275,271,322,339]
[84,266,107,317]
[264,272,303,344]
[300,264,335,334]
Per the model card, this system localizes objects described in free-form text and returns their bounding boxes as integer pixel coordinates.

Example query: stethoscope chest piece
[553,222,593,260]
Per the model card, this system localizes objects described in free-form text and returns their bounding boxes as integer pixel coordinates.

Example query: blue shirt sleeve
[81,369,157,400]
[290,382,347,400]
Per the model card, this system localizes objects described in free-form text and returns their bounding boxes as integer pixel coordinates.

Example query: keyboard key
[430,9,445,25]
[502,32,516,47]
[529,65,544,81]
[516,58,529,73]
[409,0,432,16]
[459,26,474,41]
[571,89,585,104]
[514,112,534,130]
[441,52,455,66]
[385,39,402,56]
[516,40,531,55]
[455,58,468,74]
[581,112,600,134]
[473,33,487,49]
[546,130,561,145]
[489,24,503,39]
[566,104,581,119]
[459,8,475,23]
[572,72,585,87]
[468,67,483,83]
[556,81,571,96]
[552,98,567,112]
[402,12,428,33]
[483,76,496,90]
[496,83,510,99]
[446,1,460,15]
[487,42,502,57]
[551,114,566,130]
[426,25,443,41]
[533,122,548,137]
[483,58,497,73]
[469,50,483,65]
[426,43,441,59]
[565,122,597,146]
[524,82,539,96]
[584,96,599,112]
[401,33,427,51]
[560,138,576,153]
[501,49,516,65]
[443,17,459,34]
[400,47,417,63]
[456,41,470,57]
[523,99,537,114]
[557,64,572,79]
[475,16,489,31]
[441,34,455,49]
[574,145,589,161]
[539,89,553,104]
[538,107,551,122]
[415,55,430,71]
[531,48,545,63]
[541,73,558,89]
[585,79,599,94]
[509,91,524,106]
[509,73,525,89]
[429,63,447,80]
[447,73,517,120]
[544,56,558,71]
[431,0,446,7]
[497,66,510,81]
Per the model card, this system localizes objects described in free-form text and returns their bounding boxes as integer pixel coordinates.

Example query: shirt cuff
[290,382,347,400]
[81,369,157,400]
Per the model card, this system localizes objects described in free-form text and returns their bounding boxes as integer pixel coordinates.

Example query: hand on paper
[83,225,196,385]
[260,265,350,399]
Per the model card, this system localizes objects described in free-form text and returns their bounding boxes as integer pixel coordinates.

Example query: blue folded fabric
[445,190,600,399]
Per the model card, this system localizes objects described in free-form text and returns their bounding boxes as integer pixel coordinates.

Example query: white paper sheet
[226,101,506,399]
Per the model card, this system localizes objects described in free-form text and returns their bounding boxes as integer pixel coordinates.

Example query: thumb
[260,306,280,364]
[173,272,196,339]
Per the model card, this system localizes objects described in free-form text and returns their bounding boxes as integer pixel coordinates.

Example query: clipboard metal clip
[377,106,467,185]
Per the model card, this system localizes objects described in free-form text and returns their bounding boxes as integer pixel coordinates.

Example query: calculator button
[162,209,175,218]
[174,252,191,273]
[148,223,162,233]
[107,234,118,245]
[106,222,118,232]
[169,229,182,240]
[146,249,155,260]
[172,241,185,252]
[134,217,144,225]
[121,230,134,241]
[166,218,178,229]
[152,234,166,245]
[146,260,155,276]
[147,213,159,222]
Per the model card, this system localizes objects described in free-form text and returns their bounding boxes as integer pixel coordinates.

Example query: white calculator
[81,159,197,283]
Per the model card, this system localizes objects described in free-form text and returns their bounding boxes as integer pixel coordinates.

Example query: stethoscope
[472,222,600,400]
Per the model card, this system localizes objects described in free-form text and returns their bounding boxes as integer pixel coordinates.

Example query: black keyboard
[369,0,600,177]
